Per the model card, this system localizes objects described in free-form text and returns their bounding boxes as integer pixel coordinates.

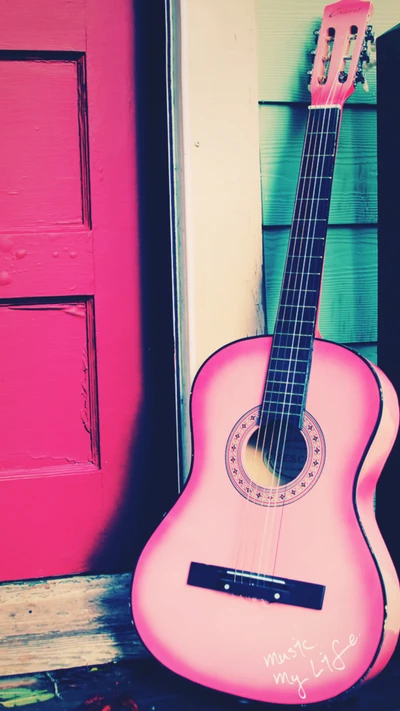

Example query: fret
[278,304,316,313]
[272,346,310,352]
[287,252,324,269]
[303,137,337,151]
[266,382,305,393]
[268,357,309,372]
[296,197,328,202]
[266,369,308,380]
[285,271,321,276]
[260,407,302,417]
[282,288,317,293]
[279,292,318,308]
[274,331,314,340]
[297,177,332,199]
[269,357,309,363]
[265,382,304,397]
[289,235,325,241]
[278,303,316,310]
[273,335,312,347]
[276,319,314,325]
[265,392,305,401]
[293,199,329,222]
[283,276,320,292]
[303,153,334,158]
[262,400,303,410]
[288,238,326,258]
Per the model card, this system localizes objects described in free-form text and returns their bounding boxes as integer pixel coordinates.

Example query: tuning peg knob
[360,48,370,64]
[313,28,320,44]
[355,69,366,85]
[354,69,369,92]
[365,24,374,43]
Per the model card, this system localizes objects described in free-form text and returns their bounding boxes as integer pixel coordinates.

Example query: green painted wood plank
[259,104,377,226]
[256,0,397,105]
[343,342,377,364]
[263,225,377,343]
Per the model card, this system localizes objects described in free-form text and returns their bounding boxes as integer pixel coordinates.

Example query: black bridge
[187,562,325,610]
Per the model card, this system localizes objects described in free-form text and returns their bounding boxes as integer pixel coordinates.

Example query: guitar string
[267,29,365,507]
[268,102,341,581]
[234,97,330,586]
[266,16,370,582]
[263,79,341,584]
[250,105,323,585]
[233,106,322,586]
[266,59,345,580]
[234,42,344,588]
[253,56,342,588]
[254,101,333,586]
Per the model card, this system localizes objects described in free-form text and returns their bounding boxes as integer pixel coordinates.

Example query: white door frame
[166,0,265,485]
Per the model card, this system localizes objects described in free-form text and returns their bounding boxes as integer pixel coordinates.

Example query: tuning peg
[354,68,369,92]
[360,48,370,64]
[306,69,313,84]
[355,69,365,85]
[313,28,320,44]
[365,24,374,43]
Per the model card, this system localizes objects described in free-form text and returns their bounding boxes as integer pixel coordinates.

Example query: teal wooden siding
[256,0,399,363]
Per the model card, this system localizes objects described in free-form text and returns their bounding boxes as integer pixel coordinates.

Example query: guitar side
[132,336,400,705]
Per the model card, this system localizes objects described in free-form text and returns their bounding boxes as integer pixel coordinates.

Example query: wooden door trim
[167,0,265,485]
[0,573,147,675]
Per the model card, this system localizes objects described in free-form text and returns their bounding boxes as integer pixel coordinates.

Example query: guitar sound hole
[244,421,308,489]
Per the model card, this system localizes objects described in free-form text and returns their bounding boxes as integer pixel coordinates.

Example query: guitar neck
[261,106,342,427]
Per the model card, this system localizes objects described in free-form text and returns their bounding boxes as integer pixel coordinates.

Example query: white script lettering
[263,633,360,700]
[272,672,309,700]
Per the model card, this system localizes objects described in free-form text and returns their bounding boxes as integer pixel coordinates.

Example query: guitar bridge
[187,562,325,610]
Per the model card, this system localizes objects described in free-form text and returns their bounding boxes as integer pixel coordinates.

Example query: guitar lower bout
[132,336,400,705]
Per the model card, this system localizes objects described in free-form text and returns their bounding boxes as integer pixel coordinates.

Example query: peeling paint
[80,348,91,436]
[64,303,85,317]
[17,453,83,465]
[5,301,86,314]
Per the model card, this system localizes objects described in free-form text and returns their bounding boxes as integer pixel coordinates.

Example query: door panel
[0,299,98,473]
[0,56,84,230]
[0,0,143,581]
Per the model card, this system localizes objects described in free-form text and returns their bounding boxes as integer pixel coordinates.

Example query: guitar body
[132,337,400,705]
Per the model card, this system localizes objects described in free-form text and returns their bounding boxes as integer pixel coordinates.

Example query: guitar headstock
[309,0,374,107]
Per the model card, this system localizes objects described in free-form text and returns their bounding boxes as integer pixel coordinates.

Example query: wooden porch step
[0,573,148,676]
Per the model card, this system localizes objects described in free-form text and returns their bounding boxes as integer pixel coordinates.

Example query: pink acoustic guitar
[132,0,400,704]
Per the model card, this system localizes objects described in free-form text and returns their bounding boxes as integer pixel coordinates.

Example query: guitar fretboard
[261,106,341,428]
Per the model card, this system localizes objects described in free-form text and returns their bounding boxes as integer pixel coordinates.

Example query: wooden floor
[1,653,399,710]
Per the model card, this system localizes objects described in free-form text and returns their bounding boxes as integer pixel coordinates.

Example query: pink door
[0,0,144,581]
